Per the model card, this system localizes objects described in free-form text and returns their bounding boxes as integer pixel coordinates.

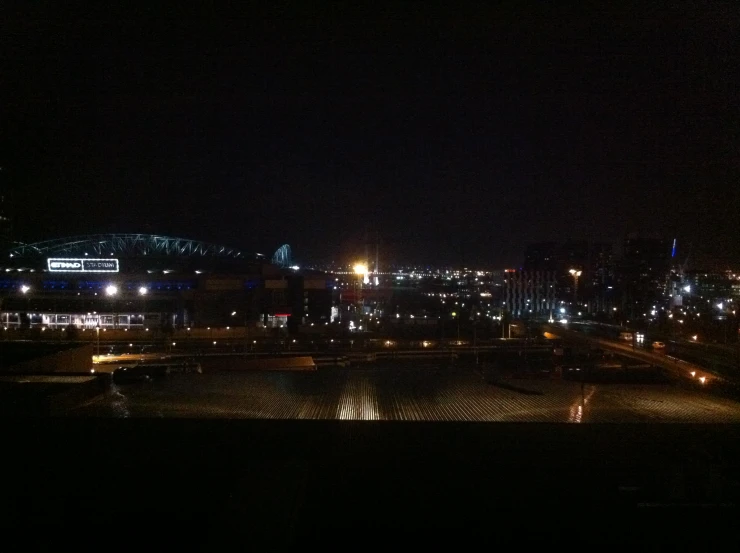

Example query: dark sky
[2,4,738,268]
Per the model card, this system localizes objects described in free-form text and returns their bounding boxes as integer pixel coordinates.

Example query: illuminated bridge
[5,234,264,262]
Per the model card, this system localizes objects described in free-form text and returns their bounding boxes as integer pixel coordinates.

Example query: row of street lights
[19,284,150,339]
[19,284,149,297]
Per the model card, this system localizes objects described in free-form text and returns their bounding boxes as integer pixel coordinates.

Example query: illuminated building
[0,234,331,330]
[502,270,557,318]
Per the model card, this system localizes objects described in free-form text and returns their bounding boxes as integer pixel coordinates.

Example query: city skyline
[1,5,737,267]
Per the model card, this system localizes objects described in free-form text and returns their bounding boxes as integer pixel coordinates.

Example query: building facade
[502,270,558,318]
[0,234,332,331]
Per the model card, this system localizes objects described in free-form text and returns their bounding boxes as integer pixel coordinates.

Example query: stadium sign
[47,258,119,273]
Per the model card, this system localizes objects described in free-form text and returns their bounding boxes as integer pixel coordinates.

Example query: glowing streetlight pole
[19,285,31,324]
[353,263,368,325]
[106,284,118,329]
[569,269,582,305]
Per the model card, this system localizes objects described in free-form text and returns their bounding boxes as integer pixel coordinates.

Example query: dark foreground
[2,419,739,548]
[4,362,740,547]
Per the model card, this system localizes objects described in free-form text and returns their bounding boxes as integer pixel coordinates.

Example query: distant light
[353,263,368,275]
[692,335,698,341]
[717,302,723,310]
[172,342,176,346]
[20,285,30,294]
[699,376,706,384]
[690,371,696,377]
[213,341,217,345]
[559,319,568,324]
[138,286,148,295]
[560,308,566,314]
[231,311,237,316]
[683,285,691,293]
[290,265,300,270]
[106,285,118,296]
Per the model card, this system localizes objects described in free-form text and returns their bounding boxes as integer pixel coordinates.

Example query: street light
[354,263,369,285]
[232,310,250,357]
[105,285,118,329]
[138,286,148,295]
[569,269,582,305]
[353,263,368,324]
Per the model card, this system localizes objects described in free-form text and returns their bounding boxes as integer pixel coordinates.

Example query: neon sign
[47,258,119,273]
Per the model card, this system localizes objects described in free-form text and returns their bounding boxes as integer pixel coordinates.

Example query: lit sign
[47,258,119,273]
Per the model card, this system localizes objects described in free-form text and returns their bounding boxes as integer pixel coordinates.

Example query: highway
[542,323,719,388]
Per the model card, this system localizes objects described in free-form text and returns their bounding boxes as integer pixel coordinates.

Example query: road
[543,323,718,387]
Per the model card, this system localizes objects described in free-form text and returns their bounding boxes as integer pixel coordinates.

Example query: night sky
[2,4,738,268]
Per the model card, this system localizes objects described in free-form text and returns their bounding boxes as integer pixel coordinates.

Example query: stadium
[0,234,332,331]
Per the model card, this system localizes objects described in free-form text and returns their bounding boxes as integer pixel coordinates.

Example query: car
[652,341,666,349]
[112,366,152,384]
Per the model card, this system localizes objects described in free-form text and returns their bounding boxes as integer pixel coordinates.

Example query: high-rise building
[523,242,558,272]
[684,271,733,302]
[559,241,589,272]
[502,270,558,318]
[617,234,671,316]
[591,243,614,284]
[522,240,615,313]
